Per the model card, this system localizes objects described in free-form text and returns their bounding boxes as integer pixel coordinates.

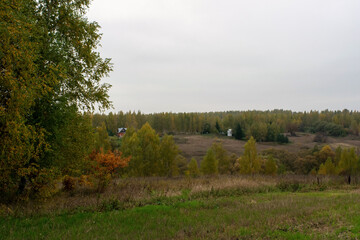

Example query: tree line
[102,123,360,184]
[93,109,360,142]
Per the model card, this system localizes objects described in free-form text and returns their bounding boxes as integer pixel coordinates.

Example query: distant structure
[227,129,232,137]
[117,127,127,138]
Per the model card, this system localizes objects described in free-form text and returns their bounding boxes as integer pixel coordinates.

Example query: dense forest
[93,109,360,141]
[92,110,360,181]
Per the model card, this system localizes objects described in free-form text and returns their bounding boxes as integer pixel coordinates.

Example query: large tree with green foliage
[338,148,359,184]
[159,135,179,177]
[318,157,336,175]
[264,156,277,175]
[121,123,179,177]
[121,123,160,176]
[211,141,230,174]
[187,158,200,177]
[0,0,112,200]
[234,123,244,140]
[238,137,261,174]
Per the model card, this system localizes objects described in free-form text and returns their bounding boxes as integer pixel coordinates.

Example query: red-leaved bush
[89,149,131,192]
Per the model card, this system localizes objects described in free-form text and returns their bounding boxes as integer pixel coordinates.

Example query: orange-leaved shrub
[89,149,131,192]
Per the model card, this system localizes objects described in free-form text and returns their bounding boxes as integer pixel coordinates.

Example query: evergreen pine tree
[234,123,244,140]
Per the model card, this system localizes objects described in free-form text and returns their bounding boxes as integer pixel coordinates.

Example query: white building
[227,129,232,137]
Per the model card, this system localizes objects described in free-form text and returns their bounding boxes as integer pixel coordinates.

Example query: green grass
[2,190,360,239]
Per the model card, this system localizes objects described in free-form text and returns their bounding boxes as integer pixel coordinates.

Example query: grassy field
[1,189,360,239]
[0,175,348,217]
[1,175,360,240]
[174,133,360,160]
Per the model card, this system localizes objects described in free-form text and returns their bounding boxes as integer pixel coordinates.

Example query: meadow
[1,175,360,239]
[2,131,360,239]
[174,133,360,160]
[3,1,360,239]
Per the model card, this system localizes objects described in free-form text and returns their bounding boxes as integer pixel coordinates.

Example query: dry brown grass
[4,174,351,217]
[175,133,360,160]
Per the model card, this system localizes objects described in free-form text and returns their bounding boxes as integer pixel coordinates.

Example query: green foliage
[0,0,48,200]
[4,189,360,239]
[335,146,342,166]
[228,153,240,174]
[215,121,221,133]
[92,110,360,141]
[0,0,112,200]
[350,120,359,136]
[261,149,296,173]
[109,136,122,151]
[187,158,200,177]
[234,123,244,140]
[276,134,289,143]
[317,145,335,164]
[95,122,111,153]
[248,122,267,142]
[286,119,300,136]
[121,123,179,177]
[266,122,279,142]
[202,122,211,134]
[159,135,179,177]
[201,149,218,175]
[105,112,118,136]
[51,113,95,176]
[338,148,359,176]
[294,156,318,174]
[318,157,336,175]
[211,141,230,174]
[121,123,160,176]
[312,121,347,137]
[264,156,278,175]
[175,155,188,175]
[239,137,261,174]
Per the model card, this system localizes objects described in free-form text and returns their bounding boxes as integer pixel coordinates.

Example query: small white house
[227,129,232,137]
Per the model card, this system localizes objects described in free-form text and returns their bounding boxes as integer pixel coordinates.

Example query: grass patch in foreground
[1,191,360,239]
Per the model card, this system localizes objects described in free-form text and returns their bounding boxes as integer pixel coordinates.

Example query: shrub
[276,134,289,143]
[312,121,346,137]
[276,181,302,192]
[90,149,130,192]
[63,176,76,191]
[187,158,200,177]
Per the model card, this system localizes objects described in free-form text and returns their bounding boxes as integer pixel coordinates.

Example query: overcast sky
[87,0,360,113]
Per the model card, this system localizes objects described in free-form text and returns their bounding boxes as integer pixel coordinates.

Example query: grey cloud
[87,0,360,113]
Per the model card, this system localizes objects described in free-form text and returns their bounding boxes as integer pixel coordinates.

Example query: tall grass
[0,174,354,218]
[2,191,360,239]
